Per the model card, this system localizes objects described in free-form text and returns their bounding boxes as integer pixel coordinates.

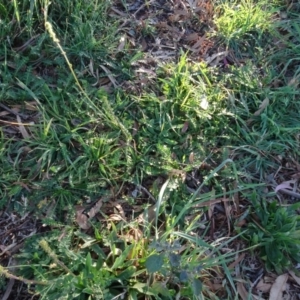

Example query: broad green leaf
[192,278,202,295]
[179,270,189,282]
[169,253,181,267]
[145,254,164,273]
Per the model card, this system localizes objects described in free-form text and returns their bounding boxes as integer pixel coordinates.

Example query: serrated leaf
[145,254,164,273]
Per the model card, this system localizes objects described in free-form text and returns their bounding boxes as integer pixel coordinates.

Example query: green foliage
[241,194,300,273]
[118,56,233,177]
[214,0,274,43]
[15,229,139,300]
[146,240,203,297]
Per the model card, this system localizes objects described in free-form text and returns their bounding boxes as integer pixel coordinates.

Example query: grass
[1,0,300,299]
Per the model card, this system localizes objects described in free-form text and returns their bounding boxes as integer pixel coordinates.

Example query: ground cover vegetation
[0,0,300,299]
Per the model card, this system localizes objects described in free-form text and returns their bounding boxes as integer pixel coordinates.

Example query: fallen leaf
[137,204,157,225]
[17,115,30,139]
[236,219,247,227]
[99,65,118,88]
[269,273,288,300]
[228,253,245,270]
[184,33,200,42]
[223,194,231,235]
[288,75,299,87]
[181,121,189,133]
[13,181,31,192]
[237,281,249,300]
[233,180,240,214]
[189,152,194,163]
[88,59,95,77]
[275,180,295,192]
[132,121,139,136]
[289,270,300,285]
[205,51,228,65]
[141,38,148,51]
[254,98,269,116]
[191,35,205,53]
[256,279,272,293]
[110,6,127,17]
[76,199,103,230]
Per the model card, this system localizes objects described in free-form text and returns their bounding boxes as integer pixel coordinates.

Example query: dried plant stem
[39,240,75,276]
[0,265,48,286]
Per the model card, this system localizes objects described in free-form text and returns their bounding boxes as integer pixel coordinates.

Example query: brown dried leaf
[237,281,249,300]
[191,36,205,52]
[89,60,95,77]
[87,199,103,219]
[108,214,126,222]
[76,199,103,230]
[181,121,189,133]
[184,33,200,42]
[99,65,118,88]
[288,270,300,286]
[132,121,139,136]
[16,115,30,139]
[288,75,299,87]
[141,38,148,51]
[76,208,90,230]
[256,279,272,293]
[269,273,288,300]
[228,253,245,270]
[13,181,31,192]
[0,106,20,117]
[189,152,194,164]
[254,98,269,116]
[168,14,180,22]
[174,9,190,17]
[223,196,231,235]
[233,180,240,214]
[109,6,127,17]
[137,204,157,225]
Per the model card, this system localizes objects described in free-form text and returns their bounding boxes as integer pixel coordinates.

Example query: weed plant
[240,193,300,273]
[10,177,245,300]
